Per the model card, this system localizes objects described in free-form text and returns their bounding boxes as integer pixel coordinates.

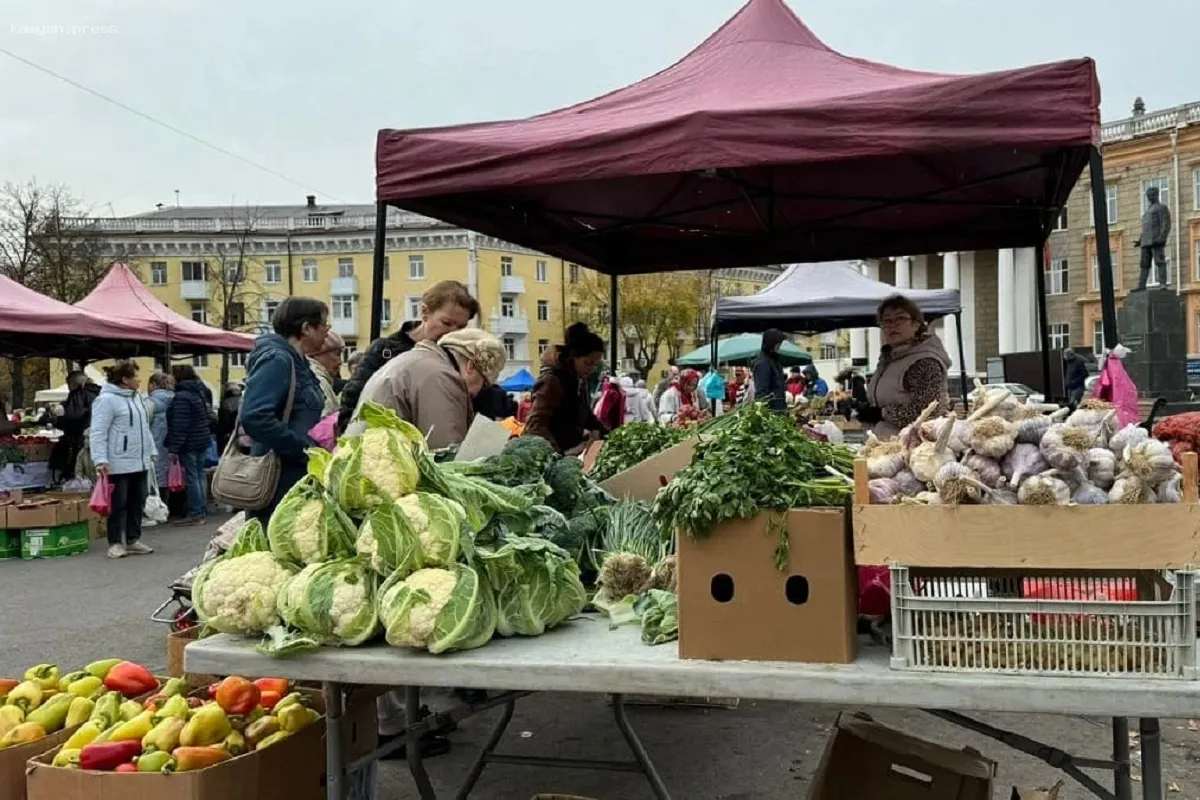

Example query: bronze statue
[1134,185,1171,290]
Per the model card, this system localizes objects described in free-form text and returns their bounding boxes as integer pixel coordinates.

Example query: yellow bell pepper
[136,750,176,773]
[83,659,122,680]
[0,722,46,748]
[65,696,95,729]
[6,680,44,714]
[276,704,320,734]
[53,747,82,768]
[23,665,60,692]
[142,717,185,753]
[56,671,87,692]
[254,730,291,750]
[62,720,104,751]
[0,706,25,739]
[118,699,143,722]
[107,710,155,742]
[179,704,232,748]
[218,729,247,756]
[26,693,73,734]
[151,694,189,725]
[89,691,122,730]
[67,676,104,699]
[244,716,280,749]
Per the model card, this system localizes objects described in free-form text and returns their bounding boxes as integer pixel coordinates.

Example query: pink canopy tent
[75,263,254,355]
[0,275,155,360]
[375,0,1100,274]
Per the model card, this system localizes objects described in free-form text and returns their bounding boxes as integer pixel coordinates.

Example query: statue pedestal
[1117,289,1189,401]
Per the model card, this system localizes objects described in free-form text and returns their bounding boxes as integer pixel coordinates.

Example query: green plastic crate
[21,523,89,560]
[0,530,19,560]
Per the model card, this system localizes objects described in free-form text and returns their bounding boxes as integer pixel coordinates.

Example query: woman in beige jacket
[347,328,506,448]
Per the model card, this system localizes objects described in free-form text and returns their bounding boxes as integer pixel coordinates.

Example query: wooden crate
[852,452,1200,570]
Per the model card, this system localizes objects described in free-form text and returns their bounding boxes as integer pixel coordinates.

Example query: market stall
[674,333,811,368]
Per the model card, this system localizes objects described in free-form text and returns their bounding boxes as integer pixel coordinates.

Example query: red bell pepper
[80,740,143,771]
[206,682,221,700]
[214,676,260,716]
[253,678,289,697]
[103,662,157,698]
[258,690,282,711]
[114,762,138,773]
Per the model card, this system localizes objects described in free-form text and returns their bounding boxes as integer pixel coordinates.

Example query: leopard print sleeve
[880,358,947,431]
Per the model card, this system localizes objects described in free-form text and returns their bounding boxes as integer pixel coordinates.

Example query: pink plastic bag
[167,461,186,493]
[1095,351,1140,428]
[857,565,891,618]
[89,473,113,517]
[309,413,339,452]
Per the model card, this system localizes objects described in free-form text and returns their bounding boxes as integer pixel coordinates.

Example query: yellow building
[59,197,571,391]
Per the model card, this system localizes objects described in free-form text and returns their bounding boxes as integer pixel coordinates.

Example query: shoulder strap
[281,362,297,423]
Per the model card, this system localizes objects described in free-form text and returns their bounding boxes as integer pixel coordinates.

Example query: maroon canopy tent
[75,263,254,355]
[0,275,156,360]
[370,0,1115,387]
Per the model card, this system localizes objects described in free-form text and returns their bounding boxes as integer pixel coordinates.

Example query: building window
[1048,323,1070,351]
[189,302,206,324]
[1053,208,1068,231]
[569,301,581,320]
[1045,258,1069,295]
[264,300,280,324]
[501,296,516,318]
[382,256,390,281]
[536,300,549,322]
[227,302,246,328]
[224,261,244,283]
[229,352,247,369]
[381,299,392,327]
[537,339,550,356]
[263,260,282,284]
[341,346,357,363]
[331,295,355,321]
[624,339,636,360]
[820,343,838,360]
[406,296,422,321]
[1090,185,1118,225]
[1146,254,1171,288]
[192,354,209,368]
[1194,169,1200,210]
[1093,319,1105,356]
[502,336,516,360]
[535,260,548,282]
[569,264,580,284]
[338,257,354,278]
[1195,241,1200,282]
[1090,253,1120,292]
[1141,178,1170,215]
[181,261,207,282]
[150,261,168,285]
[500,257,513,277]
[409,255,425,280]
[302,259,318,283]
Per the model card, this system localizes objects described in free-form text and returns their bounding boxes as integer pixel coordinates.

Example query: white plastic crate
[889,567,1198,679]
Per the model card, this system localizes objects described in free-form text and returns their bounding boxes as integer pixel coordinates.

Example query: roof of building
[129,201,376,220]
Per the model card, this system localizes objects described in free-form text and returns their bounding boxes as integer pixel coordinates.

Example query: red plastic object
[857,566,891,618]
[89,474,113,517]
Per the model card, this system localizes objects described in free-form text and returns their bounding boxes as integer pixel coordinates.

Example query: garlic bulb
[1001,443,1048,489]
[1122,439,1177,487]
[1040,423,1094,471]
[912,491,943,505]
[1108,423,1149,460]
[1086,448,1117,490]
[863,432,906,479]
[961,451,1003,488]
[921,417,971,454]
[899,401,941,451]
[1066,400,1115,442]
[1072,482,1109,505]
[1159,473,1183,504]
[1017,471,1072,506]
[933,462,987,504]
[986,487,1019,505]
[1015,415,1053,445]
[968,416,1019,459]
[868,478,902,505]
[908,413,956,484]
[892,470,926,497]
[1109,474,1153,504]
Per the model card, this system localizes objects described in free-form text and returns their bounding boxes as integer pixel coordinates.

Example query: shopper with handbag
[227,297,327,528]
[167,365,215,526]
[89,362,156,559]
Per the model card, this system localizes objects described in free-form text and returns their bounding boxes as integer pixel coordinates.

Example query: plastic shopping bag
[309,413,339,452]
[857,565,891,618]
[167,460,186,493]
[89,473,113,518]
[205,437,219,468]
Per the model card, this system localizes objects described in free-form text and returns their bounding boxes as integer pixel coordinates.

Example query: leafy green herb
[651,403,854,566]
[590,423,689,482]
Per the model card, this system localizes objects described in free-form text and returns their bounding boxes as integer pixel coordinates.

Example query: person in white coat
[620,376,655,424]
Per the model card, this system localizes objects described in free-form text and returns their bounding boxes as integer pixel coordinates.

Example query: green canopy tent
[676,333,811,368]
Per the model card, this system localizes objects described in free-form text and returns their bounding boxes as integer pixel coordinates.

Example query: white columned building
[894,255,912,289]
[1012,247,1038,352]
[865,260,882,365]
[997,249,1017,354]
[849,262,869,365]
[941,252,961,372]
[959,252,977,375]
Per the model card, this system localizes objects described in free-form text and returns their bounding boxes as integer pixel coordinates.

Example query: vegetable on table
[589,423,688,483]
[379,563,497,654]
[267,465,358,567]
[259,557,381,657]
[475,535,587,637]
[191,517,296,636]
[325,403,426,510]
[636,589,679,646]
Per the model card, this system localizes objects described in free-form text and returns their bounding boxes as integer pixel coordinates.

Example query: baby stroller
[150,511,246,632]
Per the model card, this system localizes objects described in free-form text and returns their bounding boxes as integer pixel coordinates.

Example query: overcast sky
[1,0,1194,217]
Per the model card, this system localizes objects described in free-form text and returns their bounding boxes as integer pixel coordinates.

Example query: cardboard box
[598,437,699,503]
[166,628,220,687]
[677,508,856,664]
[807,713,996,800]
[7,499,77,530]
[21,523,89,559]
[0,726,78,800]
[26,690,377,800]
[87,516,105,541]
[0,530,20,560]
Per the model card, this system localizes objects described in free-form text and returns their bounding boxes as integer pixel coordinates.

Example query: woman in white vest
[857,295,950,439]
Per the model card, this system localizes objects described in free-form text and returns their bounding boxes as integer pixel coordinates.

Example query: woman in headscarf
[752,329,788,412]
[526,323,608,454]
[657,369,701,423]
[856,295,950,438]
[595,374,626,432]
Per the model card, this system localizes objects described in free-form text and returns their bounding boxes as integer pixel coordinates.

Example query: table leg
[406,685,438,800]
[455,699,516,800]
[1138,718,1163,800]
[612,693,671,800]
[324,682,345,800]
[1113,718,1132,800]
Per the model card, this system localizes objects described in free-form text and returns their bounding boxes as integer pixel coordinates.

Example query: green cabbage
[636,589,679,646]
[475,535,588,637]
[378,563,496,654]
[258,557,381,655]
[356,499,424,577]
[267,474,358,566]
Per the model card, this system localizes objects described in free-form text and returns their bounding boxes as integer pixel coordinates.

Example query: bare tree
[206,206,266,394]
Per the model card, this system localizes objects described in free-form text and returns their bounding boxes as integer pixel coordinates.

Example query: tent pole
[608,273,618,373]
[369,203,388,342]
[1089,148,1119,349]
[1034,238,1054,400]
[710,323,718,370]
[953,313,969,410]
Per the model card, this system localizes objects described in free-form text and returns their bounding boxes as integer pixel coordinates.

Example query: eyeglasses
[879,316,913,328]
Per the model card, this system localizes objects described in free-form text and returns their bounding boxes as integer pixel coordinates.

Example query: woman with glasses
[856,295,951,439]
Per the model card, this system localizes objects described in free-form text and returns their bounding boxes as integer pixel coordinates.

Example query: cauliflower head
[193,551,295,635]
[396,493,461,567]
[277,558,380,646]
[361,428,420,500]
[356,500,424,577]
[268,477,357,566]
[379,564,496,654]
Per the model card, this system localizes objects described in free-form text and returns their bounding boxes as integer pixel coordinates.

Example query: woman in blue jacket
[167,365,215,525]
[89,362,157,559]
[239,297,327,527]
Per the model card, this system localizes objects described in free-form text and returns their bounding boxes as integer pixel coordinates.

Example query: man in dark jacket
[1063,348,1088,409]
[51,371,100,479]
[167,366,214,524]
[336,281,479,434]
[753,329,788,412]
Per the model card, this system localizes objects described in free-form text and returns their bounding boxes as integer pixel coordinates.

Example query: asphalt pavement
[3,515,1200,798]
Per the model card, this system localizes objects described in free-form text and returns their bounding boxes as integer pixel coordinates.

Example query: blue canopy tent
[499,368,536,392]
